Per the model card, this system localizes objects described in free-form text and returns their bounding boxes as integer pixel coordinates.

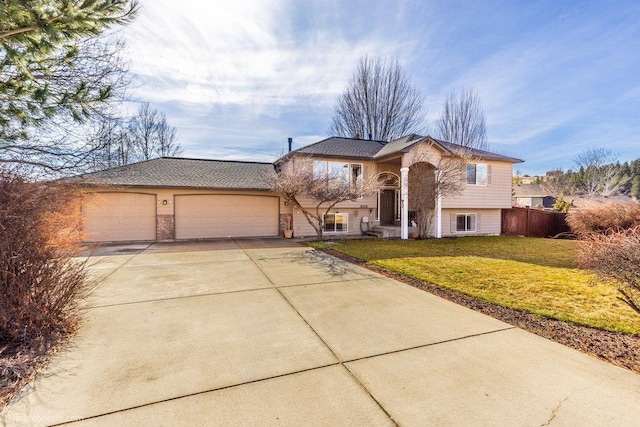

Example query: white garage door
[83,192,156,242]
[175,195,279,239]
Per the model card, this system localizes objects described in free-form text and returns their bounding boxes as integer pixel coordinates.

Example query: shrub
[577,228,640,314]
[566,201,640,235]
[0,172,88,407]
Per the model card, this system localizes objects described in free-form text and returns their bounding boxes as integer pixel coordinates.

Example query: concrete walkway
[2,238,640,426]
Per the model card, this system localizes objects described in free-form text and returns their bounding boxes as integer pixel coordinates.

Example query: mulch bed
[319,248,640,375]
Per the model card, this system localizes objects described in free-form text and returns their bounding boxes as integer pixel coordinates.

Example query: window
[466,163,488,185]
[314,161,362,187]
[323,213,348,233]
[313,161,326,179]
[328,161,349,182]
[351,164,363,186]
[456,214,476,232]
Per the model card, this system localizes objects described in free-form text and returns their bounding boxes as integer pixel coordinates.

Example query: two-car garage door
[174,195,279,239]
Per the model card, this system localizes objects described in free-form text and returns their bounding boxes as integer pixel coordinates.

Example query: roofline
[78,182,274,191]
[160,157,274,166]
[276,136,386,164]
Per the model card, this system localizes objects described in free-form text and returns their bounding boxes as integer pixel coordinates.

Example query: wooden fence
[501,207,570,238]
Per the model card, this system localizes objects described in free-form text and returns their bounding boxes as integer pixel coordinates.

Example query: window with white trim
[323,213,348,233]
[466,163,488,185]
[313,161,363,187]
[456,213,476,232]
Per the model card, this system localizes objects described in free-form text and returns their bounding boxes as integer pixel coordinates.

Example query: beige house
[75,134,522,242]
[278,134,522,239]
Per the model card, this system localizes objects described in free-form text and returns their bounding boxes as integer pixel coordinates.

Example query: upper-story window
[466,163,488,186]
[313,161,363,186]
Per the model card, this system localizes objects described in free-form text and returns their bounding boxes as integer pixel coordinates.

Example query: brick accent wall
[157,214,175,240]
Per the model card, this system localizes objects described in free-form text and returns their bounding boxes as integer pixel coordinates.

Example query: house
[512,184,556,209]
[74,134,522,242]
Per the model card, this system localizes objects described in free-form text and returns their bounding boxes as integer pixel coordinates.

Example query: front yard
[313,237,640,335]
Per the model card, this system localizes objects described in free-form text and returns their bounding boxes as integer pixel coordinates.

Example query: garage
[83,192,156,242]
[175,194,279,239]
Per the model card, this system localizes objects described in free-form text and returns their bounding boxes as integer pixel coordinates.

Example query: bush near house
[0,172,88,407]
[568,202,640,314]
[566,201,640,234]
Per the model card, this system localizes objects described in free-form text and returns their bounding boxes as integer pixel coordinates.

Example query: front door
[380,190,396,225]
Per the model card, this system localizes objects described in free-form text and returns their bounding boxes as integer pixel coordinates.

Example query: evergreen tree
[631,176,640,200]
[1,1,138,171]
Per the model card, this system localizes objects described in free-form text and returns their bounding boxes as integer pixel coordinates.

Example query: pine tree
[0,1,138,144]
[631,176,640,200]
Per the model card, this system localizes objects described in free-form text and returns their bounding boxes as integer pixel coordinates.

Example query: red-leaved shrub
[567,201,640,235]
[577,228,640,314]
[0,171,88,406]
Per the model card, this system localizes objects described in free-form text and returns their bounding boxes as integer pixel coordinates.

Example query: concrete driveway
[3,238,640,426]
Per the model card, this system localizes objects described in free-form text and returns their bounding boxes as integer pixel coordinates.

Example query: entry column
[400,167,409,240]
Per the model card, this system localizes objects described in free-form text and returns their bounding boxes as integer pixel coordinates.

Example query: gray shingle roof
[512,184,549,197]
[373,134,424,159]
[282,136,386,160]
[374,135,524,163]
[71,157,275,190]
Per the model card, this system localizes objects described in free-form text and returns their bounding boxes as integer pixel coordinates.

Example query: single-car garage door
[83,192,156,242]
[175,195,278,239]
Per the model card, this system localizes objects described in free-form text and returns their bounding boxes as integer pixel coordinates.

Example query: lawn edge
[317,247,640,376]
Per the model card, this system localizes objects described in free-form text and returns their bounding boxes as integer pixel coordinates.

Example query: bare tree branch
[436,88,488,151]
[271,157,377,240]
[329,56,424,141]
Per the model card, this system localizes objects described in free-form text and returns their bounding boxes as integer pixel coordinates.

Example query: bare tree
[155,112,181,157]
[329,56,423,141]
[271,157,377,240]
[408,140,471,238]
[129,102,158,161]
[541,169,573,197]
[128,102,181,162]
[435,88,488,151]
[573,147,622,196]
[87,115,132,170]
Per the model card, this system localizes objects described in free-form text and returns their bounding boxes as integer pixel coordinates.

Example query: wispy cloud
[118,0,640,173]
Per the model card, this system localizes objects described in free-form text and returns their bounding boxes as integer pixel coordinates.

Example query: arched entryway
[408,162,438,238]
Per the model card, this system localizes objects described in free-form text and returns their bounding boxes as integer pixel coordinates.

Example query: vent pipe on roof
[288,137,292,152]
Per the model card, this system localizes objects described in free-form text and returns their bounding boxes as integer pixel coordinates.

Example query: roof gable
[374,135,523,163]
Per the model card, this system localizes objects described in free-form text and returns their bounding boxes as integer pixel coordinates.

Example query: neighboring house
[73,134,522,242]
[512,184,556,209]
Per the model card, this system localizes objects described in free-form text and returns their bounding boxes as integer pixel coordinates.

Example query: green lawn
[313,237,640,335]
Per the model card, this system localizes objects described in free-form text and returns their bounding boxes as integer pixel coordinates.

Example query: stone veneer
[157,214,175,240]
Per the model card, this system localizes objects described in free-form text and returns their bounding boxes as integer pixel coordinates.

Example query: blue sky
[118,0,639,175]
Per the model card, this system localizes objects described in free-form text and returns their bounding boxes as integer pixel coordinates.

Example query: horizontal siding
[441,208,501,237]
[442,161,513,209]
[292,207,370,238]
